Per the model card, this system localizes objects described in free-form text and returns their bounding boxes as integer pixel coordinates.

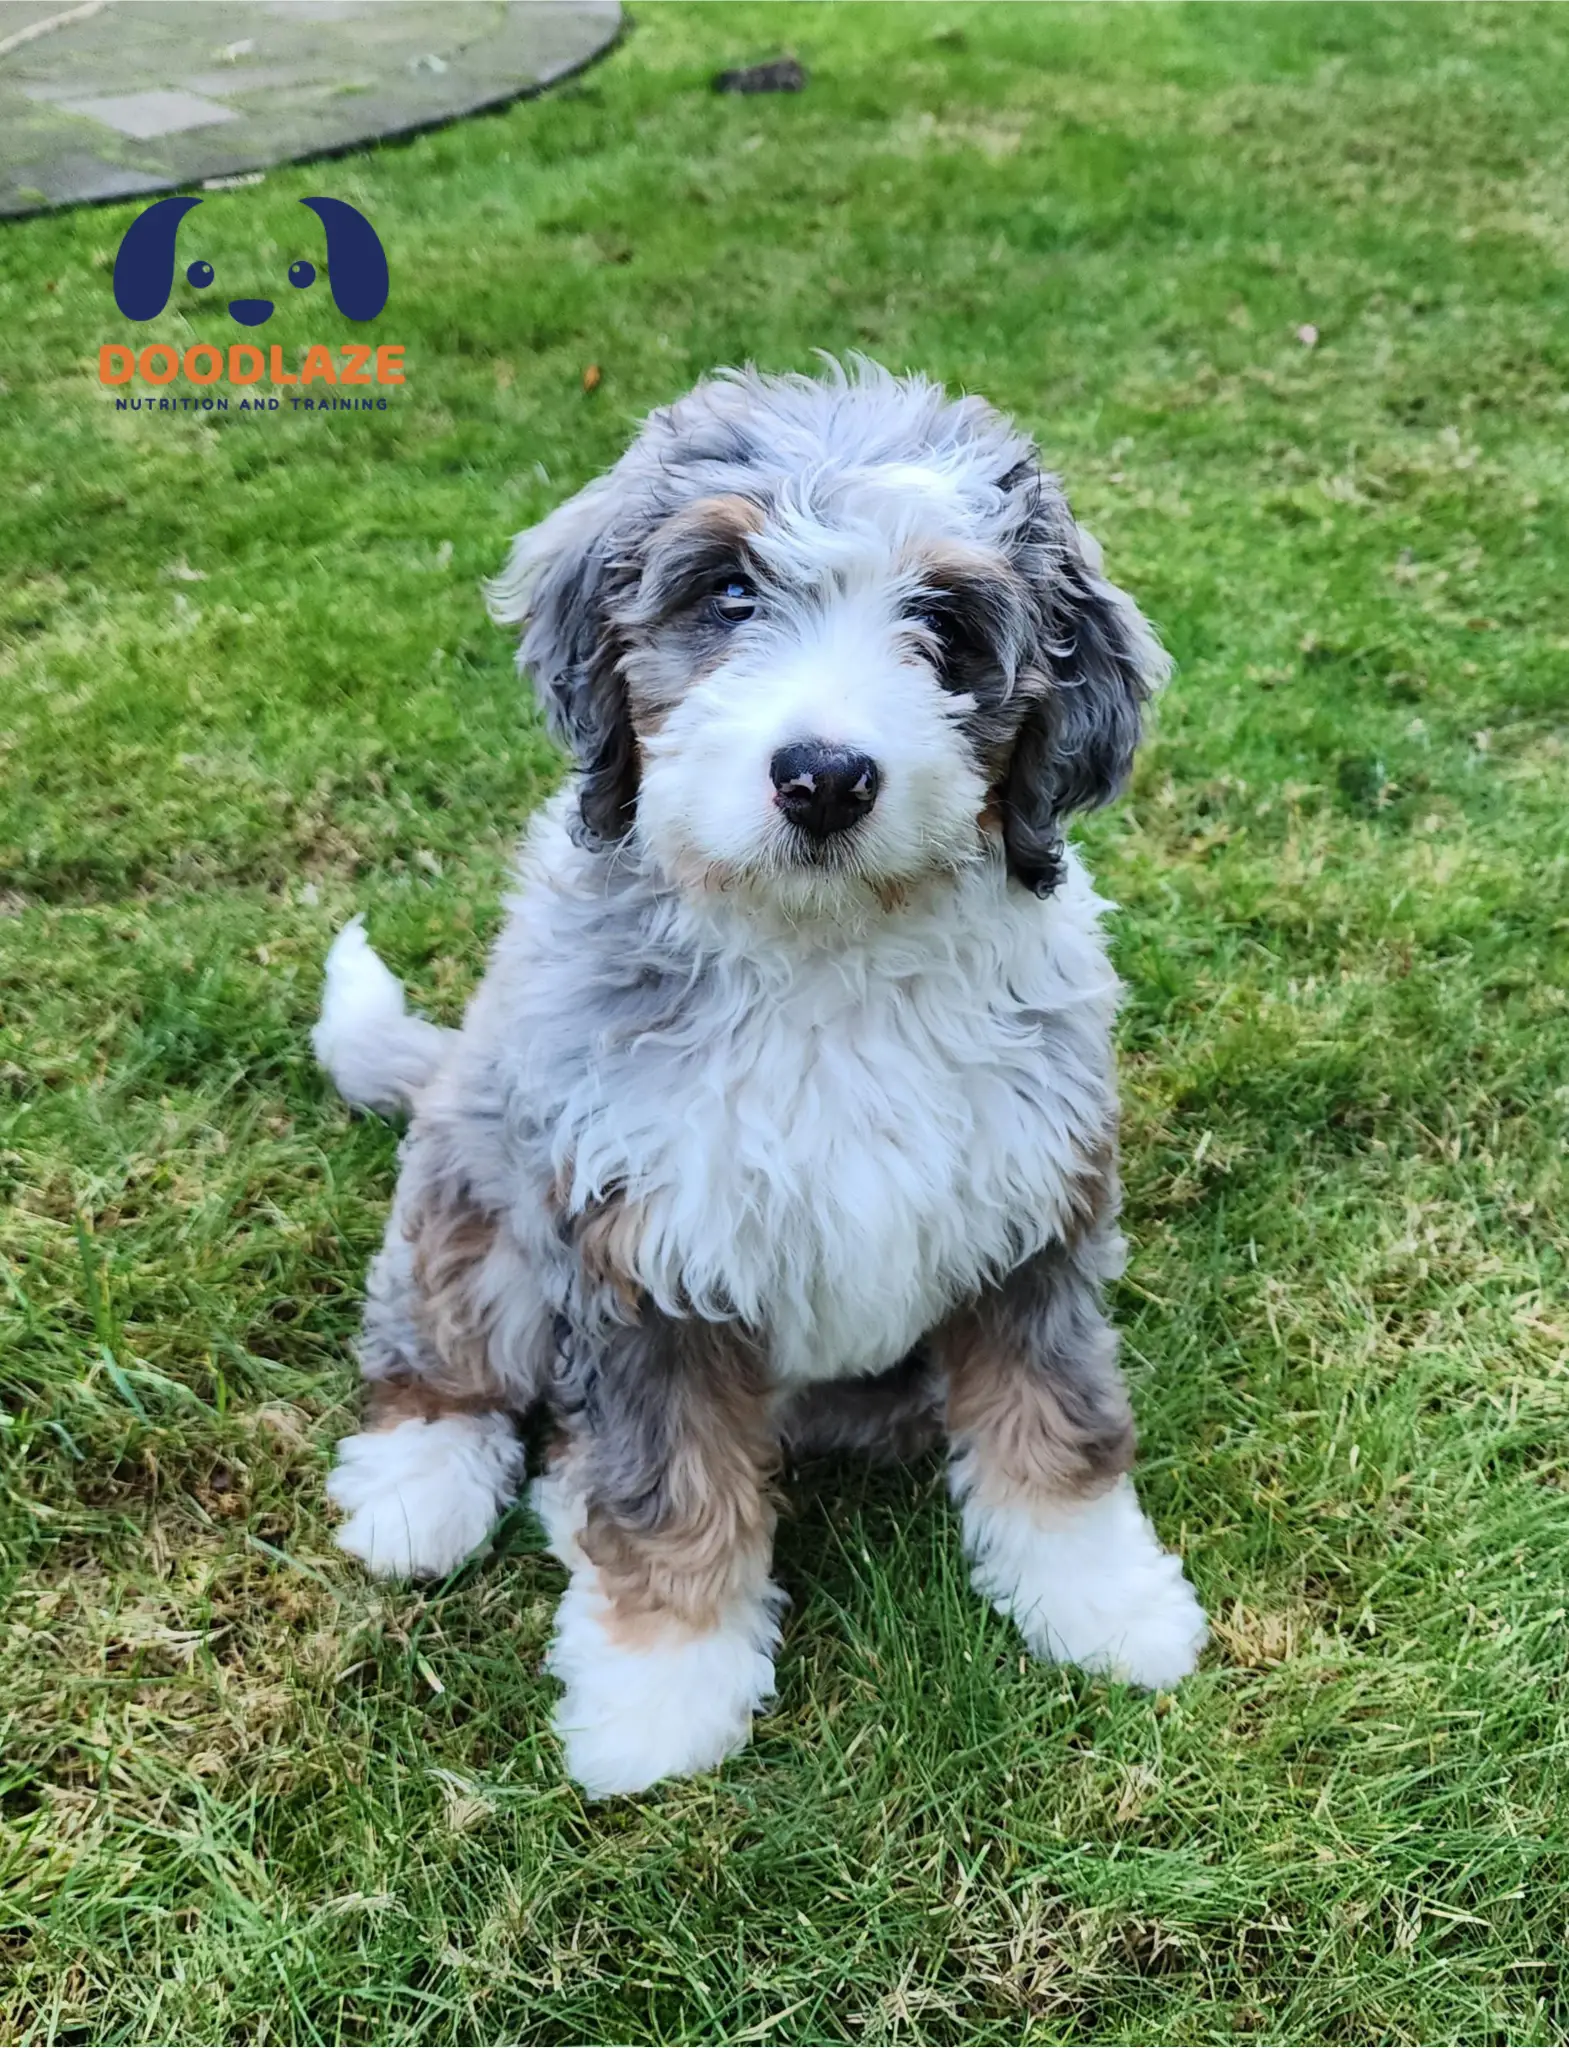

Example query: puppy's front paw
[327,1413,524,1580]
[1042,1543,1208,1691]
[961,1474,1208,1690]
[546,1573,783,1797]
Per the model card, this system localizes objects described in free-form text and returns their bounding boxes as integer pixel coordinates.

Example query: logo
[99,192,405,411]
[112,194,389,323]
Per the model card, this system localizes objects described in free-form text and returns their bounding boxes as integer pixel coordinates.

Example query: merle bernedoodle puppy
[314,360,1207,1795]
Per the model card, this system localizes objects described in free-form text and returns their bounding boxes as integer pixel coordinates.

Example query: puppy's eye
[709,577,757,625]
[910,603,958,663]
[910,601,985,693]
[186,260,214,288]
[288,260,316,289]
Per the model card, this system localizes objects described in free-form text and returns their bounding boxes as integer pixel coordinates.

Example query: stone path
[0,0,622,217]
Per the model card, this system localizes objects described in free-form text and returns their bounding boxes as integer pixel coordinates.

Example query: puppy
[315,360,1207,1796]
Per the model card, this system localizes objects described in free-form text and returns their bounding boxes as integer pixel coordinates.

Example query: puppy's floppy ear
[1001,475,1170,898]
[486,476,637,849]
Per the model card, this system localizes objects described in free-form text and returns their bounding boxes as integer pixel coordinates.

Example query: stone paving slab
[0,0,623,217]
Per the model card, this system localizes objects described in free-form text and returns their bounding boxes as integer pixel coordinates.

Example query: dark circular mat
[0,0,623,218]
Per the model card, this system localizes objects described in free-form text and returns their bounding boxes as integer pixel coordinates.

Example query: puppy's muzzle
[770,741,880,840]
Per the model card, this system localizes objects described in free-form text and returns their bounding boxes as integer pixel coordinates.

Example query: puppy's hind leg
[778,1349,944,1465]
[329,1160,537,1581]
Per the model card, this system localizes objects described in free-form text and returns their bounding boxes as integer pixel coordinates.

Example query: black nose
[227,298,274,326]
[770,742,880,838]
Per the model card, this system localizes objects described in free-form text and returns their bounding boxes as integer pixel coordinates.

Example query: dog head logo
[112,194,389,325]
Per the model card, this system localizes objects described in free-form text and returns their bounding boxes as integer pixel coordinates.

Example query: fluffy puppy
[315,360,1207,1797]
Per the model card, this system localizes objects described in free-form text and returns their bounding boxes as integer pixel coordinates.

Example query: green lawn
[3,4,1568,2041]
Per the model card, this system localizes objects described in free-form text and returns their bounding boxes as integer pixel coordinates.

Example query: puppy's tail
[312,918,453,1114]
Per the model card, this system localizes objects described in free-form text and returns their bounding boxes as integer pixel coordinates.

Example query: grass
[2,3,1567,2040]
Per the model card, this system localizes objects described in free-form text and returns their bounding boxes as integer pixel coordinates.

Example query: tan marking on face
[624,493,767,737]
[906,538,1031,690]
[907,537,1026,595]
[664,492,766,551]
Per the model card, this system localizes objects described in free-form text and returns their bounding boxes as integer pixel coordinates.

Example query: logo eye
[288,260,316,289]
[186,260,214,288]
[708,576,757,625]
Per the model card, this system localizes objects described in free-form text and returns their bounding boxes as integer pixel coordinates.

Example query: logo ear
[300,198,388,320]
[112,195,203,321]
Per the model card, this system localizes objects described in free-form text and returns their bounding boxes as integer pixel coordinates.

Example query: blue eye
[709,576,756,624]
[186,260,214,288]
[288,260,316,289]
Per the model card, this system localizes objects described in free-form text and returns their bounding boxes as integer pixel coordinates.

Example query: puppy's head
[488,361,1168,913]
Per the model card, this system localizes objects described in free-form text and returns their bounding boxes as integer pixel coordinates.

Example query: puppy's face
[490,365,1168,914]
[620,483,1036,910]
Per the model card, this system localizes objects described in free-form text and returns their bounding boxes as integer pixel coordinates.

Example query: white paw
[546,1571,783,1798]
[957,1471,1207,1690]
[1032,1541,1208,1690]
[327,1413,525,1580]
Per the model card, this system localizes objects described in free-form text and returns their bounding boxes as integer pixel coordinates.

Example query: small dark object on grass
[714,56,807,95]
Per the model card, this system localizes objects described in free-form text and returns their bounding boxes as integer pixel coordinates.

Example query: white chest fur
[510,841,1122,1387]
